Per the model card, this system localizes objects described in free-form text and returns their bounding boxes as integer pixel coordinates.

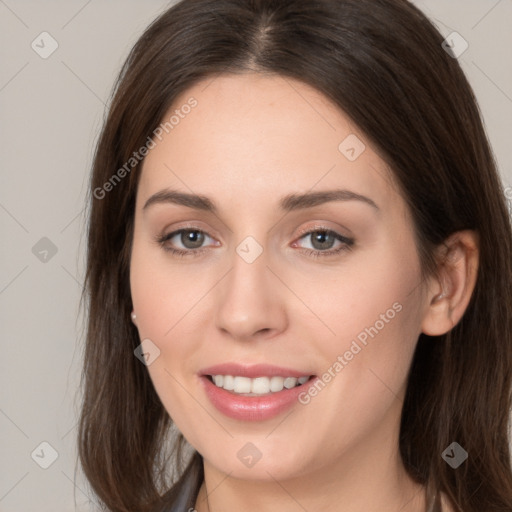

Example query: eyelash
[155,226,354,259]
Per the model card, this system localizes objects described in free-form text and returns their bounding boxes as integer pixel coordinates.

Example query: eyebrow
[142,188,379,213]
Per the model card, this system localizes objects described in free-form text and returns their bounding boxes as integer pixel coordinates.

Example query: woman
[78,1,512,511]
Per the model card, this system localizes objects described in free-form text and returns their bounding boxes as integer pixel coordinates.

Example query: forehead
[137,73,401,216]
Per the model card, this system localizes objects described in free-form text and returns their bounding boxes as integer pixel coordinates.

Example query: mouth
[204,374,314,396]
[199,363,318,421]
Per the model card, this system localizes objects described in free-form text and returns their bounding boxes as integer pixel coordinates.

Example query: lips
[199,363,318,421]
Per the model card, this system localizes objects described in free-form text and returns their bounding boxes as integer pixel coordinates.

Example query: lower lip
[200,375,318,421]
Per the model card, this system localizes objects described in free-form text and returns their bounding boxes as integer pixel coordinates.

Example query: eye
[293,227,354,258]
[155,226,354,259]
[155,227,217,257]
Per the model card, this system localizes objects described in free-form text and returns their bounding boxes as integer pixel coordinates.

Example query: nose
[214,245,289,342]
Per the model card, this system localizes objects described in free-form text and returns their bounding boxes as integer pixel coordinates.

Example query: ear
[421,230,479,336]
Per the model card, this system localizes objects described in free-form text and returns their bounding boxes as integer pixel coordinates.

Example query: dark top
[161,454,203,512]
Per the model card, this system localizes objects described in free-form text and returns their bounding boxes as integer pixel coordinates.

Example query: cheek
[130,243,204,435]
[129,238,217,425]
[290,276,422,462]
[300,240,422,357]
[297,242,423,407]
[130,236,212,344]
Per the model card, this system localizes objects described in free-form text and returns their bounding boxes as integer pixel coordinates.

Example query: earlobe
[421,230,479,336]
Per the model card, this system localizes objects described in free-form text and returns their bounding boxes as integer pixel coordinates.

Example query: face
[130,73,429,482]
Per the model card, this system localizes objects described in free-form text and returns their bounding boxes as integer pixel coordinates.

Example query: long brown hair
[78,1,512,510]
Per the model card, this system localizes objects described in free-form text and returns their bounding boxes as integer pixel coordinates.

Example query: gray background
[0,1,511,510]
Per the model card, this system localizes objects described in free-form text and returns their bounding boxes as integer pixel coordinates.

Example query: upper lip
[200,363,314,379]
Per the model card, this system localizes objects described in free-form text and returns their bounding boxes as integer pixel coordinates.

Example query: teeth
[210,375,311,395]
[223,375,235,391]
[252,376,271,394]
[233,376,252,393]
[283,377,297,389]
[269,376,284,392]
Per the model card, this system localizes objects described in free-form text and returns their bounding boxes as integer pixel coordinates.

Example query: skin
[130,73,478,512]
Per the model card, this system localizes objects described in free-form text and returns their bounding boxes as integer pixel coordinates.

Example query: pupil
[182,230,204,249]
[312,231,334,250]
